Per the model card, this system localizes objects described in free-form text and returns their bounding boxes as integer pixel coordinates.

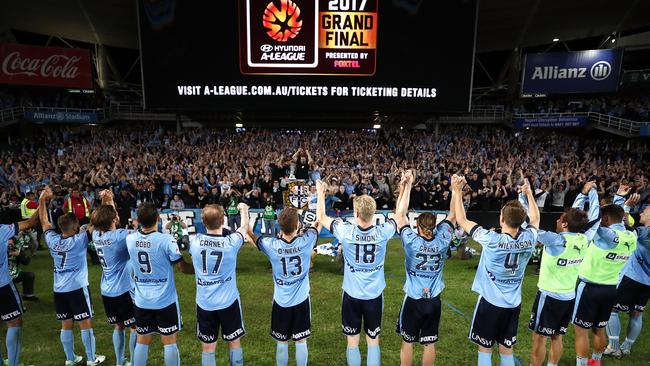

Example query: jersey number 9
[138,251,152,274]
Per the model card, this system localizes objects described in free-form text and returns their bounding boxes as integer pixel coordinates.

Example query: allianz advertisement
[522,49,623,94]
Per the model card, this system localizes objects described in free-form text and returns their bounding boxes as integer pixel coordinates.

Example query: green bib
[578,229,637,285]
[538,233,588,294]
[263,206,275,220]
[171,222,184,240]
[227,199,239,215]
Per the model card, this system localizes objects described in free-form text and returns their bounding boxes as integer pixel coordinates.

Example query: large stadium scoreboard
[138,0,477,112]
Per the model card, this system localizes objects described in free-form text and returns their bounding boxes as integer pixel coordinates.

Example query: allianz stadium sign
[522,49,622,94]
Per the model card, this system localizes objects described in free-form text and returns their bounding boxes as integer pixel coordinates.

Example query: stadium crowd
[1,125,648,224]
[511,95,650,121]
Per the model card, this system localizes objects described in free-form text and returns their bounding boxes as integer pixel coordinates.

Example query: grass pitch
[10,239,648,365]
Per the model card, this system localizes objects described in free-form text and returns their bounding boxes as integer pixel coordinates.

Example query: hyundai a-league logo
[263,0,303,42]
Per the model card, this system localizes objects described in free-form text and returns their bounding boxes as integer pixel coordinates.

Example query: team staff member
[39,187,106,366]
[186,203,250,366]
[452,175,540,366]
[65,187,91,225]
[524,182,596,366]
[605,191,650,358]
[572,185,638,366]
[393,170,456,366]
[316,179,400,366]
[0,209,39,366]
[249,207,321,366]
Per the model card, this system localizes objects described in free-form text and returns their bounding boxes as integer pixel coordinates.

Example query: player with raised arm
[91,189,137,366]
[187,203,250,366]
[604,190,650,358]
[572,184,638,366]
[524,181,596,366]
[0,201,39,366]
[451,175,539,366]
[126,202,193,366]
[247,207,321,366]
[39,186,107,366]
[316,179,396,366]
[393,170,455,366]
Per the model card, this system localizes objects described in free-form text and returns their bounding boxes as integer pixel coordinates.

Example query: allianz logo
[531,61,612,81]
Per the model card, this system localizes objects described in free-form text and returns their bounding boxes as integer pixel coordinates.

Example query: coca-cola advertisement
[0,43,93,88]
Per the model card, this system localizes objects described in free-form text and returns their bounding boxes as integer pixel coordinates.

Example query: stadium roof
[1,0,650,52]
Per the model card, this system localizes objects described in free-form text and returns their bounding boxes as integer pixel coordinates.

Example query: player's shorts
[395,295,441,344]
[0,282,23,322]
[613,275,650,314]
[134,302,182,336]
[102,291,135,327]
[271,297,311,342]
[341,292,383,339]
[197,299,246,343]
[469,296,520,349]
[54,287,93,321]
[572,280,617,329]
[528,291,574,336]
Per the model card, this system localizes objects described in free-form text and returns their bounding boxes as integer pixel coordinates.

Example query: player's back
[93,229,132,297]
[332,219,396,300]
[189,232,245,310]
[470,225,538,308]
[401,220,454,299]
[623,226,650,286]
[258,228,318,307]
[126,230,181,309]
[0,224,18,287]
[45,229,90,293]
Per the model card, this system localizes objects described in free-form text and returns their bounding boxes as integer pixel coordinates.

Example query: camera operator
[165,213,189,250]
[8,236,37,301]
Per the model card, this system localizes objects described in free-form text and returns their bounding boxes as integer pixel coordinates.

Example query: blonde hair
[353,195,376,222]
[202,204,225,230]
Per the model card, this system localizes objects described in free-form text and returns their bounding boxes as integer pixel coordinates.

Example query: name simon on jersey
[355,234,376,242]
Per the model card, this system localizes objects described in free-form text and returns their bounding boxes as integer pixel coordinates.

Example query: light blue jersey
[258,228,318,307]
[624,227,650,286]
[331,219,397,300]
[0,224,19,287]
[470,225,538,308]
[126,230,182,309]
[189,232,245,311]
[92,229,132,297]
[45,229,91,293]
[400,220,454,299]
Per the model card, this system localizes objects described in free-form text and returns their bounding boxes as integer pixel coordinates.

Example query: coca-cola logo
[2,51,82,79]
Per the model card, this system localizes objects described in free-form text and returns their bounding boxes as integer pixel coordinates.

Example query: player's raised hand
[237,203,250,212]
[616,183,632,197]
[450,174,465,192]
[40,186,53,200]
[581,181,596,195]
[625,193,641,207]
[315,180,326,195]
[521,179,532,196]
[406,169,415,184]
